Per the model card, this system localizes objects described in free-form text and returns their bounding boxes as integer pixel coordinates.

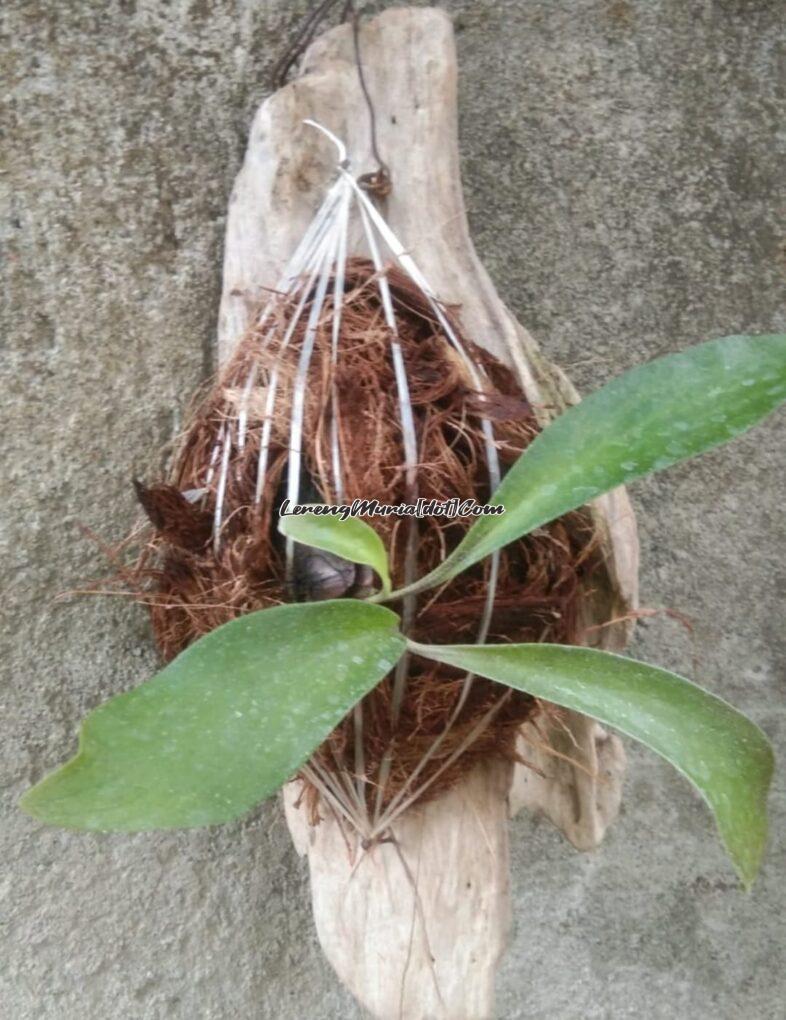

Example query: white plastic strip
[252,201,347,508]
[285,182,351,573]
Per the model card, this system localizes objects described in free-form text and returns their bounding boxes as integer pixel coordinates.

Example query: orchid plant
[22,333,786,887]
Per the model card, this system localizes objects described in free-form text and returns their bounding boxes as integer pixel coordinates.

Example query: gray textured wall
[2,2,784,1018]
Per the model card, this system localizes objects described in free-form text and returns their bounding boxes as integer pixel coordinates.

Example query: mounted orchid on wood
[23,332,784,886]
[17,6,786,1013]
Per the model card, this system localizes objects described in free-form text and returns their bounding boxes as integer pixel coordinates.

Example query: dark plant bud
[291,547,358,602]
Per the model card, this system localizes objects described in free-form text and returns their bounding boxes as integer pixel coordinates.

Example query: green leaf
[21,601,405,831]
[279,510,391,595]
[411,640,773,887]
[394,334,786,596]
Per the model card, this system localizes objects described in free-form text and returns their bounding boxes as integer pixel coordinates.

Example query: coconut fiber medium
[121,258,598,822]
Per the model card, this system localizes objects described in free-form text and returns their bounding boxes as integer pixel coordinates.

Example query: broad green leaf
[411,640,773,886]
[393,334,786,597]
[279,509,391,595]
[21,601,405,831]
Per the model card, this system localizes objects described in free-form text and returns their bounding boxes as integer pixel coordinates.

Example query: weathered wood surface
[283,760,512,1020]
[217,7,639,1017]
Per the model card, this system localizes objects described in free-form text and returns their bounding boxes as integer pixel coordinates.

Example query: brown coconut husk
[121,258,600,818]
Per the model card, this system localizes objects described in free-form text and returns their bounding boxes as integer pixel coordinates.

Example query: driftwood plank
[218,7,638,1017]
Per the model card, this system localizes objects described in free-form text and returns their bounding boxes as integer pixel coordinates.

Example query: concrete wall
[2,2,783,1017]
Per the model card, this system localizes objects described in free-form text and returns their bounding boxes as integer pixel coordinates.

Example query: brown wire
[270,1,392,195]
[270,0,345,89]
[351,8,392,196]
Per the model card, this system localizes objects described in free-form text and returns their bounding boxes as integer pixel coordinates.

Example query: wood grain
[218,7,639,1017]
